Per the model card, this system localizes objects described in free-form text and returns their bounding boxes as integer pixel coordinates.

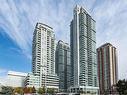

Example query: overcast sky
[0,0,127,83]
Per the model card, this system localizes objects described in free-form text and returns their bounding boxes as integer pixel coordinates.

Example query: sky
[0,0,127,82]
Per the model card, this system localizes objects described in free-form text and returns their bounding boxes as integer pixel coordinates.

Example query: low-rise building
[24,73,40,88]
[7,71,27,87]
[42,74,59,89]
[24,73,59,89]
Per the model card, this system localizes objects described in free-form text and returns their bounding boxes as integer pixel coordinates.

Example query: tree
[47,88,54,94]
[1,86,13,95]
[28,87,33,93]
[47,88,58,94]
[116,79,127,95]
[29,87,36,93]
[23,87,29,94]
[13,87,23,95]
[28,86,36,93]
[38,87,45,94]
[23,87,36,94]
[32,86,36,93]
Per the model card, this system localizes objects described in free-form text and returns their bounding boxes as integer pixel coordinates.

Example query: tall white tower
[70,5,99,94]
[32,23,59,88]
[32,23,55,75]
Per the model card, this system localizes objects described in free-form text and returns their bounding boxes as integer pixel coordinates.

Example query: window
[91,30,96,41]
[91,19,96,31]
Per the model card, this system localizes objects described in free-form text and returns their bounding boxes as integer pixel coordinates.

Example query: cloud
[0,0,127,79]
[0,68,7,76]
[0,68,8,85]
[93,0,127,79]
[0,0,33,60]
[0,0,74,59]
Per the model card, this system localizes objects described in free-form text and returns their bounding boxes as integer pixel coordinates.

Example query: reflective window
[91,19,96,31]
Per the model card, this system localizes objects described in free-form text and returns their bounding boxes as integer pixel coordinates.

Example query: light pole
[40,65,47,95]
